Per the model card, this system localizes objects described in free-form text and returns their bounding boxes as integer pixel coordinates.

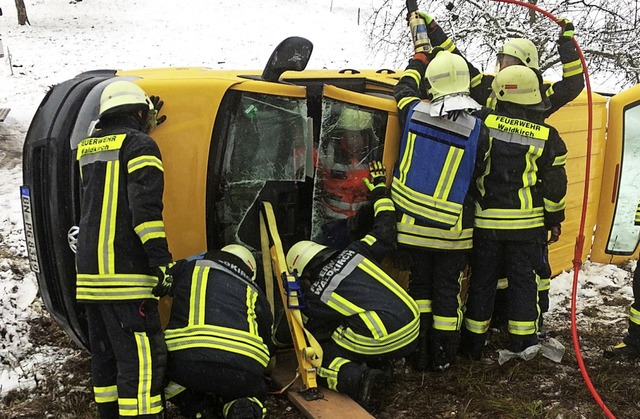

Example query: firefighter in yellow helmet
[605,200,640,358]
[75,80,172,418]
[391,48,490,371]
[163,244,273,419]
[315,106,380,249]
[460,66,568,358]
[286,161,419,411]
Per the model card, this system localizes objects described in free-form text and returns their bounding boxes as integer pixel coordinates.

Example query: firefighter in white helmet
[75,80,172,418]
[460,65,567,358]
[163,244,273,419]
[286,161,419,412]
[315,106,380,249]
[392,48,490,371]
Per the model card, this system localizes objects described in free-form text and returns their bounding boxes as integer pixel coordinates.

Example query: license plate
[20,186,41,273]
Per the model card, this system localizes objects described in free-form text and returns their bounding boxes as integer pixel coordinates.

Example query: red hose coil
[489,1,614,417]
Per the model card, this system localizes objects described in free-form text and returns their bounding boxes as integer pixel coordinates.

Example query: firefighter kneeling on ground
[286,161,420,412]
[160,245,274,419]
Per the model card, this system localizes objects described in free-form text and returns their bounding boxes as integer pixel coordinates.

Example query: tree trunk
[14,0,30,26]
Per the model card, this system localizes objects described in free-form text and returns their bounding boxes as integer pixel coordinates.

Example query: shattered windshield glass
[311,100,387,249]
[218,92,310,247]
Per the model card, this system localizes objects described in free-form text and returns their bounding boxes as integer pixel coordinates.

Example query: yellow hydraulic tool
[260,201,323,398]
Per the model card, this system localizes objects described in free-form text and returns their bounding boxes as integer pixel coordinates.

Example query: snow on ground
[0,0,637,399]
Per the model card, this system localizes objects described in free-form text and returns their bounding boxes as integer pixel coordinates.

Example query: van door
[311,84,400,248]
[591,84,640,263]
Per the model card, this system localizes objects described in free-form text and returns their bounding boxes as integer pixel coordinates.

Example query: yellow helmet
[497,38,539,70]
[286,240,329,276]
[425,50,470,100]
[336,107,373,131]
[492,65,542,106]
[99,80,152,119]
[221,244,257,280]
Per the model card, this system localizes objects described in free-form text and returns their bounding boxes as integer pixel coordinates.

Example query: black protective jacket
[75,117,172,302]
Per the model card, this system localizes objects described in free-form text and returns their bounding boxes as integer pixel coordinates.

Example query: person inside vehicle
[286,161,420,412]
[461,65,568,358]
[163,244,274,419]
[391,48,490,372]
[75,80,172,418]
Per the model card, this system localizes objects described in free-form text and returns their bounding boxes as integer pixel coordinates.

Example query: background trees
[367,0,640,92]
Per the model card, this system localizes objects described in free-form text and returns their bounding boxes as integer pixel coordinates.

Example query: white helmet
[492,65,543,106]
[99,80,152,119]
[497,38,539,70]
[426,50,470,100]
[221,244,257,281]
[286,240,329,277]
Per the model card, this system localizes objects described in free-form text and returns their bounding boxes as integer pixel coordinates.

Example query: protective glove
[557,18,574,44]
[363,160,386,191]
[152,262,176,297]
[149,95,167,128]
[417,11,434,25]
[547,225,562,244]
[426,46,444,62]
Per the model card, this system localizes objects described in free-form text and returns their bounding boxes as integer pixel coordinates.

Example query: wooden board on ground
[271,350,375,419]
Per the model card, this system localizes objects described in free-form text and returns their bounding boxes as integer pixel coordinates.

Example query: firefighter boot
[355,368,390,412]
[96,402,118,419]
[430,330,460,372]
[604,342,640,359]
[459,328,485,361]
[537,315,547,339]
[412,324,430,371]
[223,397,265,419]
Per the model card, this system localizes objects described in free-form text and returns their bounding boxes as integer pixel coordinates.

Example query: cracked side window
[218,92,310,246]
[311,101,387,248]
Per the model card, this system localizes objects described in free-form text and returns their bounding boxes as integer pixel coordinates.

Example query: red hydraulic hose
[489,1,614,417]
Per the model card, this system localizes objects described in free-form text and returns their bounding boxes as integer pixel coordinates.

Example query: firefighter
[316,107,378,249]
[416,10,581,336]
[75,80,173,418]
[286,161,420,411]
[460,65,568,358]
[163,245,273,419]
[604,200,640,358]
[391,49,490,371]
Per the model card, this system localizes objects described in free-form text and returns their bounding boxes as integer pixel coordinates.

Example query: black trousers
[86,300,167,418]
[464,238,541,352]
[626,264,640,345]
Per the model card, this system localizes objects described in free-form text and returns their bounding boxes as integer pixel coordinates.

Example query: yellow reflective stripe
[189,266,209,326]
[398,95,419,110]
[359,259,419,316]
[538,277,550,292]
[358,310,388,340]
[77,134,126,159]
[374,197,394,215]
[508,320,536,336]
[119,395,163,417]
[94,385,118,403]
[476,206,544,219]
[497,277,509,289]
[415,299,432,314]
[396,215,473,250]
[360,234,376,246]
[485,114,550,141]
[247,286,258,336]
[327,292,363,317]
[391,179,462,225]
[471,73,483,88]
[76,273,157,286]
[127,155,163,174]
[545,84,555,98]
[439,37,455,52]
[134,220,167,244]
[98,160,119,274]
[630,307,640,326]
[553,153,567,166]
[475,217,544,230]
[433,315,459,332]
[544,197,566,212]
[132,332,163,415]
[332,316,420,355]
[164,381,186,400]
[397,132,416,184]
[518,145,543,210]
[403,68,422,86]
[318,357,351,391]
[464,317,490,334]
[562,59,582,77]
[76,274,158,301]
[434,147,463,200]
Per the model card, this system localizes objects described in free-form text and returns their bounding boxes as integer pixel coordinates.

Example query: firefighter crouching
[75,80,172,419]
[391,48,490,372]
[162,245,274,419]
[461,66,568,358]
[286,161,420,411]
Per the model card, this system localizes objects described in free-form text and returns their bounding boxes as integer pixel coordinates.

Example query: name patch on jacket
[311,249,362,301]
[485,115,549,140]
[77,134,126,159]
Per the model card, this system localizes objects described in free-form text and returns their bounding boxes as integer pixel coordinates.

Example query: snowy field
[0,0,638,408]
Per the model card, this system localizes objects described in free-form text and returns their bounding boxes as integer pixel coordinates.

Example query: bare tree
[15,0,30,26]
[367,0,640,91]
